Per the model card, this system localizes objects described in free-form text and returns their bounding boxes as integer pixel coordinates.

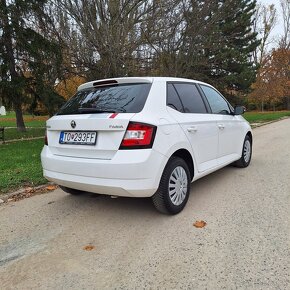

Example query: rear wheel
[234,135,252,168]
[152,157,191,215]
[60,186,83,195]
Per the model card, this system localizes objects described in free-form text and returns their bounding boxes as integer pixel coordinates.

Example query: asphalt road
[0,119,290,290]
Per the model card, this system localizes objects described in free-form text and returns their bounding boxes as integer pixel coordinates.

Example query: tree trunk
[1,0,26,131]
[14,101,26,132]
[287,96,290,110]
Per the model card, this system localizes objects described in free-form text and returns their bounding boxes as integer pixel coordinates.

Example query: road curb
[0,182,55,204]
[251,116,290,129]
[1,136,44,144]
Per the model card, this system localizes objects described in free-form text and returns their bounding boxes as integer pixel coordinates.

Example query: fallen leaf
[193,220,207,228]
[83,245,95,251]
[25,187,35,194]
[46,185,57,191]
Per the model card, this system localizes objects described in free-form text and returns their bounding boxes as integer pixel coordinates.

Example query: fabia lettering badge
[109,125,123,129]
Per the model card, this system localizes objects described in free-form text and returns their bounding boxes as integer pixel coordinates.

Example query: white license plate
[59,131,97,145]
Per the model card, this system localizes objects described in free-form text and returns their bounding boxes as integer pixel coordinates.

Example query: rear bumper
[41,146,167,197]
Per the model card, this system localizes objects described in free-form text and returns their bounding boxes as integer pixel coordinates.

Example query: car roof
[77,77,213,91]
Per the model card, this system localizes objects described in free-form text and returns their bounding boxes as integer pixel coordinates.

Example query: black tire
[60,186,83,195]
[152,156,191,215]
[234,135,252,168]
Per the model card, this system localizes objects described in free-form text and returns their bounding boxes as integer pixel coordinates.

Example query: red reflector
[120,122,156,149]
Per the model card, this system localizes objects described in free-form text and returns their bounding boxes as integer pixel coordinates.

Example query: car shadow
[47,164,246,219]
[52,190,164,220]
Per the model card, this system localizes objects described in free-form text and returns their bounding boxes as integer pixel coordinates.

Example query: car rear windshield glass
[56,83,152,115]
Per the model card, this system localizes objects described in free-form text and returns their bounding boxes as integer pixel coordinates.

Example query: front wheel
[234,135,252,168]
[152,157,191,215]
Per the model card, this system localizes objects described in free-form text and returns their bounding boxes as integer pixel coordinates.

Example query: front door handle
[187,126,198,133]
[218,124,225,130]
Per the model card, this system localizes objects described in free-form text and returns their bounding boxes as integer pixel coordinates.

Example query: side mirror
[234,106,246,115]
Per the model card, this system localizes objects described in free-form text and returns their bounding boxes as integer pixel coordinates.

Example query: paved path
[0,119,290,289]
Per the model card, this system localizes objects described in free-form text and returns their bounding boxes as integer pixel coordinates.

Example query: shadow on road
[47,164,243,220]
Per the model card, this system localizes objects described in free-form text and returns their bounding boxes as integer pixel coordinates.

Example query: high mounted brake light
[119,122,157,149]
[93,80,118,87]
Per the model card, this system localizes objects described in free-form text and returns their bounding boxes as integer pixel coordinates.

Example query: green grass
[0,119,47,128]
[0,111,15,118]
[0,139,47,194]
[244,111,290,123]
[4,127,45,141]
[0,112,48,128]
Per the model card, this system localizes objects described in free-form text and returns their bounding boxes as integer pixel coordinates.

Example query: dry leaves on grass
[25,187,35,193]
[193,220,207,228]
[83,245,95,251]
[7,184,58,202]
[9,187,36,201]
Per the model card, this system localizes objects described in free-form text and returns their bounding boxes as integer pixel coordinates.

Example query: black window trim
[166,81,210,114]
[195,84,212,113]
[167,82,185,112]
[197,84,234,115]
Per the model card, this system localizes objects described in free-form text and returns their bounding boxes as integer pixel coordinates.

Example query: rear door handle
[187,126,198,133]
[218,124,225,130]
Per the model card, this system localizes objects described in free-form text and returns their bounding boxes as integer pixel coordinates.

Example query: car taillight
[120,122,156,149]
[44,131,48,145]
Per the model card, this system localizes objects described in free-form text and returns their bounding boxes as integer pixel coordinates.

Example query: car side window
[200,85,231,115]
[173,83,207,113]
[167,83,184,112]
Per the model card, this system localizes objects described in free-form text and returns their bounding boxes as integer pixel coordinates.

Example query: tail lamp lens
[120,122,156,149]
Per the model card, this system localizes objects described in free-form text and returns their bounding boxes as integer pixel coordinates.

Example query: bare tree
[252,3,277,66]
[53,0,156,79]
[49,0,185,79]
[279,0,290,49]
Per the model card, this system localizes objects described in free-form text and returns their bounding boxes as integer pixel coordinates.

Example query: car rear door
[166,82,219,173]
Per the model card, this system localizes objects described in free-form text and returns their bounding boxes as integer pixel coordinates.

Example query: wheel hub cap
[168,166,188,206]
[243,140,251,163]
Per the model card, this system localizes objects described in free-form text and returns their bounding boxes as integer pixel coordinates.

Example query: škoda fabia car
[41,77,252,214]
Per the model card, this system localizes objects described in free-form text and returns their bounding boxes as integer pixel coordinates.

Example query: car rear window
[56,83,152,115]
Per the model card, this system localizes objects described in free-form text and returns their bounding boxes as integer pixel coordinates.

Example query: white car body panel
[41,77,252,198]
[46,113,135,159]
[42,147,166,197]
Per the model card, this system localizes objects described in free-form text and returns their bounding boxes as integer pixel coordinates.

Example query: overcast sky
[258,0,284,48]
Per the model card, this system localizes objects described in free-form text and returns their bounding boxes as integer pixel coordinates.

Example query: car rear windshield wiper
[78,108,117,114]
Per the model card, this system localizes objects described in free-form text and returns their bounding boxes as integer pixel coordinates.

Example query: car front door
[199,85,244,165]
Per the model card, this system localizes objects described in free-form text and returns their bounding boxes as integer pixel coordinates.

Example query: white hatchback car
[41,77,252,214]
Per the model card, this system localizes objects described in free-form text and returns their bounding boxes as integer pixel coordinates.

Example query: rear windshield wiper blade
[78,108,117,113]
